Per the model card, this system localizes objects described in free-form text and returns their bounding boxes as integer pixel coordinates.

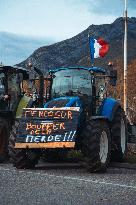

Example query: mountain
[19,17,136,73]
[0,32,54,65]
[18,17,136,123]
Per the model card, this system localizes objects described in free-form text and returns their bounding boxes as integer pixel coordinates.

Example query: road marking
[1,166,136,190]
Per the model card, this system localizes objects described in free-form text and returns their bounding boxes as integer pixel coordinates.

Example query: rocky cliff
[19,17,136,73]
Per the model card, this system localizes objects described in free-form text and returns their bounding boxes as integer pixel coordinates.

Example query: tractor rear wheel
[0,118,9,163]
[110,108,127,162]
[8,121,40,169]
[81,120,111,173]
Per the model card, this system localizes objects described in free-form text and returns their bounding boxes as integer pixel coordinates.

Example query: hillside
[0,32,54,65]
[18,17,136,123]
[19,17,136,72]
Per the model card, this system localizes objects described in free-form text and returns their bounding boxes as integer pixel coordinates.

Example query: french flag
[89,37,109,59]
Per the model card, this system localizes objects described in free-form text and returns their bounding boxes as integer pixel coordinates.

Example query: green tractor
[9,66,127,172]
[0,65,30,162]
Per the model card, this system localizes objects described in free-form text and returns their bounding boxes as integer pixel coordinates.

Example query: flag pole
[124,0,128,115]
[88,34,94,67]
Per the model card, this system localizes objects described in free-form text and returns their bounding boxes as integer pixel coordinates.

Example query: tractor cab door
[7,73,21,112]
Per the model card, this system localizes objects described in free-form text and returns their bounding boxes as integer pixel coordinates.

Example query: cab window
[8,73,21,110]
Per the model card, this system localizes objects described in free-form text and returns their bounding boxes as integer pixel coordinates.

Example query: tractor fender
[99,97,121,121]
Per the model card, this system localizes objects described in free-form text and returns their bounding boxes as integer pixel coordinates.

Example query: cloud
[90,0,123,14]
[0,0,135,41]
[73,0,136,15]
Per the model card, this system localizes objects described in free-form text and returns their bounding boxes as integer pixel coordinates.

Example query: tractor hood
[44,96,82,109]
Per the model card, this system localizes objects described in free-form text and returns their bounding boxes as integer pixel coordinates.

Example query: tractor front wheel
[8,121,40,169]
[81,120,111,173]
[0,118,9,163]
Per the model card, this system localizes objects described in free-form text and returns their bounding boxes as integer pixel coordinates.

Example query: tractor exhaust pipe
[33,66,44,107]
[28,62,44,107]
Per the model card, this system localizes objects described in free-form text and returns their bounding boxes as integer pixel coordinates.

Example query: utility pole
[124,0,128,115]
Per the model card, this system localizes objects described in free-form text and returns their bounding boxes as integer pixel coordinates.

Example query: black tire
[110,108,127,162]
[43,149,68,162]
[8,121,40,169]
[0,118,9,163]
[81,120,111,173]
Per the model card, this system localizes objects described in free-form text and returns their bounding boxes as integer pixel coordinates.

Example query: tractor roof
[0,65,28,73]
[50,66,106,74]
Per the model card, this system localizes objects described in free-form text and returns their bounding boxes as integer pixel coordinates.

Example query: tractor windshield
[51,69,92,98]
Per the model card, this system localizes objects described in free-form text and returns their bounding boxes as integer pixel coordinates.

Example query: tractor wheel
[43,149,68,162]
[0,118,9,163]
[81,120,111,173]
[110,108,127,162]
[8,121,40,169]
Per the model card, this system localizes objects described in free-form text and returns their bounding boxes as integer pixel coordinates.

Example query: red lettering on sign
[48,111,53,117]
[54,111,61,119]
[24,109,74,120]
[25,122,66,135]
[46,124,52,134]
[36,124,41,130]
[53,123,58,131]
[59,122,65,130]
[35,129,40,135]
[39,111,44,117]
[31,110,37,117]
[68,111,72,119]
[25,110,31,117]
[26,123,32,130]
[61,111,67,119]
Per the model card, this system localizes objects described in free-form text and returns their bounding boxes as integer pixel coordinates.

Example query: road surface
[0,162,136,205]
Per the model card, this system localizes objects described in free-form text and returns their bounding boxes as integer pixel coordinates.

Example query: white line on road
[1,166,136,190]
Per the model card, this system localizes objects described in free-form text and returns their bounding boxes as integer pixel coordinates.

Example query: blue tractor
[9,66,127,172]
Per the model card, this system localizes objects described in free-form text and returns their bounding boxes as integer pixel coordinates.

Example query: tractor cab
[45,67,108,117]
[0,65,29,114]
[51,68,92,98]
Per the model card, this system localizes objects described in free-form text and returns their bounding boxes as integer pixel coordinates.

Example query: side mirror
[109,70,117,86]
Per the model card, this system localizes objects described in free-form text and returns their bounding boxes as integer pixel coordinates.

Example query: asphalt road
[0,162,136,205]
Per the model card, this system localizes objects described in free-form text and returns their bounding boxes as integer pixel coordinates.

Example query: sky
[0,0,136,41]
